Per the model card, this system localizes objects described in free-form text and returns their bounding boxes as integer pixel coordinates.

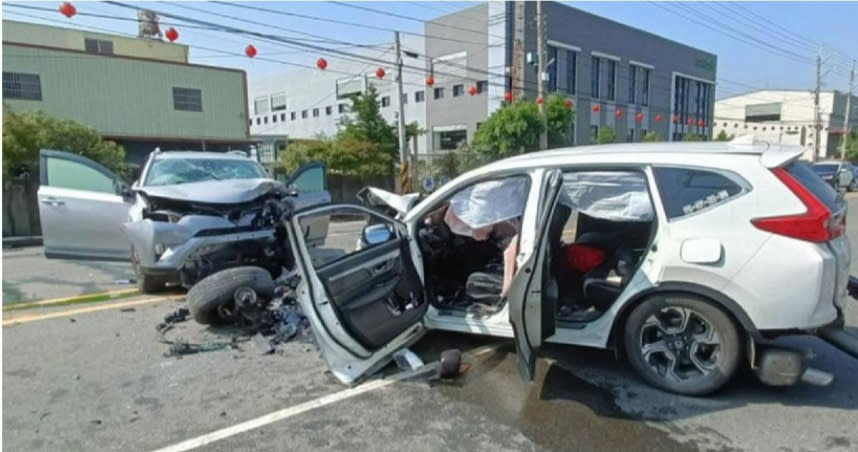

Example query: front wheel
[623,294,741,396]
[131,247,166,294]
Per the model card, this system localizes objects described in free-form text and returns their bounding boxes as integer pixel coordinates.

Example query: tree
[3,110,127,180]
[683,133,704,142]
[716,130,733,141]
[546,94,576,148]
[596,126,616,144]
[472,100,544,159]
[845,127,858,162]
[642,131,662,142]
[338,85,397,162]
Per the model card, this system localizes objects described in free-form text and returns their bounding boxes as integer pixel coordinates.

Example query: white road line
[151,343,504,452]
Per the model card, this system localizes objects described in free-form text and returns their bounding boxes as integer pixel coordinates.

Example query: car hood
[138,178,287,204]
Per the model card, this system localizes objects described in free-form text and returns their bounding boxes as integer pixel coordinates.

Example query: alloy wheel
[639,306,721,383]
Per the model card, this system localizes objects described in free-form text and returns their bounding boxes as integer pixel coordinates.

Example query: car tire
[131,247,166,294]
[187,266,275,325]
[623,293,742,396]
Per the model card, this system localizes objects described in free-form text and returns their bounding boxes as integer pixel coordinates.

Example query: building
[248,2,717,157]
[2,20,251,166]
[713,90,858,160]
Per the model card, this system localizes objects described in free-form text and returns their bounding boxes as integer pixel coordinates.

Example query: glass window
[402,93,408,105]
[415,91,425,103]
[281,113,286,121]
[566,50,577,95]
[256,117,261,125]
[653,167,745,219]
[84,38,113,55]
[253,96,269,115]
[272,114,277,123]
[606,60,616,101]
[46,157,116,194]
[590,56,600,98]
[264,116,268,124]
[590,125,599,143]
[3,72,42,100]
[627,129,635,142]
[434,87,445,99]
[298,207,397,269]
[291,112,297,120]
[289,164,326,193]
[302,110,308,119]
[325,105,332,116]
[271,92,287,111]
[628,65,637,104]
[641,68,650,106]
[313,108,320,118]
[453,84,465,97]
[477,80,488,94]
[338,103,349,113]
[173,87,202,112]
[381,96,391,107]
[144,157,267,187]
[548,46,558,92]
[791,162,841,211]
[436,129,467,150]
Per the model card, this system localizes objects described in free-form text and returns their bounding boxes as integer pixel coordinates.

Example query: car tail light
[751,167,843,242]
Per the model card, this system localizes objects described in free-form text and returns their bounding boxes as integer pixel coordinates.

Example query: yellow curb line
[3,288,141,311]
[3,295,184,326]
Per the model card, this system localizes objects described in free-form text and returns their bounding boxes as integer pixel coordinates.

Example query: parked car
[851,166,858,191]
[37,149,330,293]
[267,137,855,396]
[811,161,853,191]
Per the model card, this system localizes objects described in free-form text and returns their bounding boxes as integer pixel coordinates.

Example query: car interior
[416,171,657,325]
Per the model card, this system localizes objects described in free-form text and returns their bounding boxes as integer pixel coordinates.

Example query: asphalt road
[3,202,858,451]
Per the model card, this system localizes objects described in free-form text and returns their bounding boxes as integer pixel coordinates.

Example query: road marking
[152,342,504,452]
[2,295,183,326]
[3,288,140,311]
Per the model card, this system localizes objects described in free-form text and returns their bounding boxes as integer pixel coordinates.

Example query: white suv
[281,137,854,395]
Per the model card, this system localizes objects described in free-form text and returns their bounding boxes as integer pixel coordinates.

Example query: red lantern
[469,85,478,96]
[636,112,644,122]
[672,114,679,124]
[59,2,76,18]
[376,67,386,79]
[616,109,624,118]
[592,104,601,113]
[316,58,328,70]
[426,76,435,86]
[687,118,695,125]
[504,92,513,102]
[165,27,179,43]
[536,95,544,105]
[245,44,257,58]
[564,99,574,110]
[656,114,663,122]
[697,119,705,127]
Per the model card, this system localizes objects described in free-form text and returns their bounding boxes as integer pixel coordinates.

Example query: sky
[3,1,857,100]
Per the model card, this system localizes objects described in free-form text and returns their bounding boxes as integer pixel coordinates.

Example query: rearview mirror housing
[362,223,393,246]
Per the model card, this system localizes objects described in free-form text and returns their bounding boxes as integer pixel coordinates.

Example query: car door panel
[286,162,331,246]
[38,150,132,260]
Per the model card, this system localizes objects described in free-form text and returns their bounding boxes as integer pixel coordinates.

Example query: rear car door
[285,204,427,385]
[38,150,133,260]
[508,170,564,381]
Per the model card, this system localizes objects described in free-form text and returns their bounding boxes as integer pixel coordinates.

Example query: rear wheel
[187,266,275,325]
[623,294,741,396]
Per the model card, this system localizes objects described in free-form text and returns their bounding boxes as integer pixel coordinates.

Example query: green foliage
[642,131,662,142]
[845,127,858,162]
[715,130,733,141]
[472,100,544,159]
[278,139,332,174]
[3,110,126,180]
[683,133,705,142]
[596,126,616,144]
[545,94,576,148]
[338,85,397,161]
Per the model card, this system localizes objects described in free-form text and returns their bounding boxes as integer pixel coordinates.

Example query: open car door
[285,204,427,385]
[507,169,564,381]
[38,149,133,260]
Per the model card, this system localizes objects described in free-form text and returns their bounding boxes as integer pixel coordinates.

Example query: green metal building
[2,20,251,166]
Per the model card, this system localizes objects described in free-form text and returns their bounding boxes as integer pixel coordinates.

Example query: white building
[714,90,858,160]
[248,37,429,155]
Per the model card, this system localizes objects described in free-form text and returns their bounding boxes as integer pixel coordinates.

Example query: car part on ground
[187,266,276,325]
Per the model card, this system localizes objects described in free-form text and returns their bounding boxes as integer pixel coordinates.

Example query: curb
[3,288,141,312]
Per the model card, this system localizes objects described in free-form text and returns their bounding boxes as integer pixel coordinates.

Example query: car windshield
[144,157,267,186]
[811,163,838,176]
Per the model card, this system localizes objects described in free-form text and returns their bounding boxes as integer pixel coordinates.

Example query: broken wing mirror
[362,223,394,246]
[286,183,299,197]
[117,181,133,197]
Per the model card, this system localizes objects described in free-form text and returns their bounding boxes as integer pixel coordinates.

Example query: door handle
[368,260,393,275]
[41,198,65,206]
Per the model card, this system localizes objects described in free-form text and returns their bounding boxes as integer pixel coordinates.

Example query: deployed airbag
[448,176,528,230]
[562,172,653,221]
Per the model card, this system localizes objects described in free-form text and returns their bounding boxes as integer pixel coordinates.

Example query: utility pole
[394,31,409,193]
[841,60,855,160]
[537,0,547,150]
[812,53,822,162]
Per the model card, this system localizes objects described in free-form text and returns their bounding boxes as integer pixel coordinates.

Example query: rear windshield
[787,161,843,212]
[811,163,837,176]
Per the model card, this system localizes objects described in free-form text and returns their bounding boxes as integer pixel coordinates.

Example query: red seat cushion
[564,244,607,273]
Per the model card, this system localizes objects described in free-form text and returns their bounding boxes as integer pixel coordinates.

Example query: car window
[290,165,326,193]
[653,167,745,219]
[786,161,842,211]
[811,164,837,176]
[46,156,116,194]
[144,158,267,186]
[298,207,396,269]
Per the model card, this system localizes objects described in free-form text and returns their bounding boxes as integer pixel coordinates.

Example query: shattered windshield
[144,158,267,186]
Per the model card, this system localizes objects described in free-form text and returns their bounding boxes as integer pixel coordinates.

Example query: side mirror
[286,183,299,197]
[117,181,133,197]
[362,223,393,246]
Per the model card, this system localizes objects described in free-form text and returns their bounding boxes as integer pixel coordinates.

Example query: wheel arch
[610,282,762,351]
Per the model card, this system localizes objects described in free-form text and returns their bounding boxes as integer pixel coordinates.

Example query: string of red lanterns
[469,85,478,96]
[564,99,574,110]
[535,95,544,105]
[375,67,386,79]
[316,58,328,70]
[59,2,76,18]
[504,92,513,102]
[245,44,257,58]
[592,104,601,113]
[165,27,179,43]
[426,76,435,86]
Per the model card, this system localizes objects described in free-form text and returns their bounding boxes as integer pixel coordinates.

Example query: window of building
[641,129,647,140]
[302,110,308,119]
[291,112,297,120]
[402,93,408,105]
[434,87,445,100]
[453,84,465,97]
[653,167,745,219]
[249,119,253,126]
[264,116,269,124]
[641,68,650,106]
[381,96,391,107]
[280,113,286,121]
[477,80,488,94]
[590,56,600,98]
[338,103,349,113]
[312,108,320,118]
[606,59,616,101]
[590,125,599,143]
[436,129,467,150]
[3,72,42,100]
[272,114,277,123]
[173,87,202,112]
[254,96,269,115]
[566,50,577,95]
[256,117,261,125]
[325,105,333,116]
[271,92,287,111]
[415,90,425,103]
[627,128,635,142]
[628,65,637,104]
[84,38,113,55]
[548,46,558,92]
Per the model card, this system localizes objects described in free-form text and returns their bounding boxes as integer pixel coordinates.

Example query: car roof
[152,151,251,161]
